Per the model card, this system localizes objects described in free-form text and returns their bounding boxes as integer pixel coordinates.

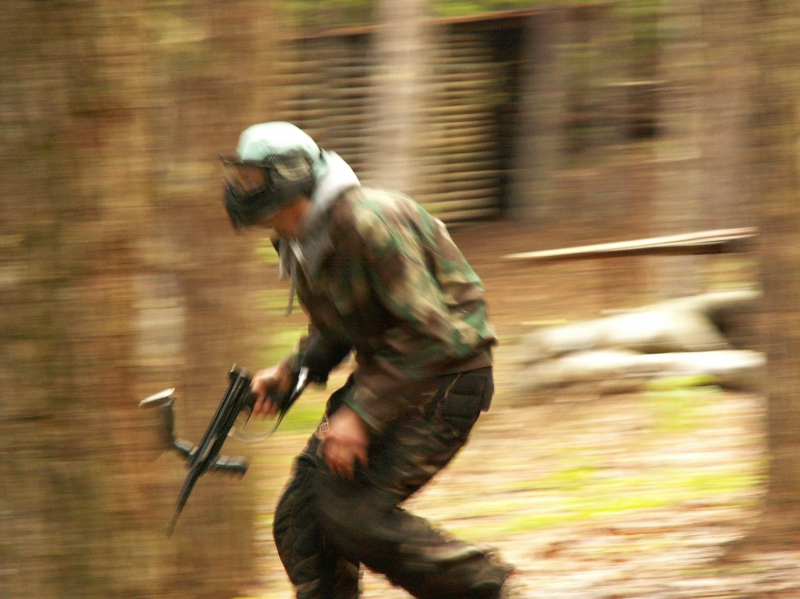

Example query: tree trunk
[747,0,800,544]
[0,2,282,597]
[652,0,707,298]
[369,0,431,196]
[652,0,756,302]
[509,9,569,224]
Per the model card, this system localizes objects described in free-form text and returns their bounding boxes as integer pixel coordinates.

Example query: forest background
[2,1,800,598]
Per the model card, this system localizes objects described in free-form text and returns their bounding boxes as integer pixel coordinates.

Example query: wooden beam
[503,227,758,262]
[286,3,615,40]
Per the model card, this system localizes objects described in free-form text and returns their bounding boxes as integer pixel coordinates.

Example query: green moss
[540,464,601,490]
[643,386,720,433]
[448,467,762,540]
[646,375,721,391]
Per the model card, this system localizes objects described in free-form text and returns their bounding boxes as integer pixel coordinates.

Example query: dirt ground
[243,222,800,599]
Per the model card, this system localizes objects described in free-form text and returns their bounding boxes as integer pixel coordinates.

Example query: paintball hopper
[139,387,178,455]
[138,385,249,477]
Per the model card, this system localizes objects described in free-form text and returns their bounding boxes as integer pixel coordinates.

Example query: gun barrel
[166,464,201,536]
[163,366,254,536]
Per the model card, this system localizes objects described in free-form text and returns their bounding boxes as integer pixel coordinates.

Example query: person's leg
[273,448,360,599]
[313,368,511,599]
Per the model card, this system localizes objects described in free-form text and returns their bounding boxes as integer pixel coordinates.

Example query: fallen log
[518,349,765,396]
[516,291,764,400]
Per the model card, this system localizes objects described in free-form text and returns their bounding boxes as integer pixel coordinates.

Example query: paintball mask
[221,152,316,229]
[221,122,327,230]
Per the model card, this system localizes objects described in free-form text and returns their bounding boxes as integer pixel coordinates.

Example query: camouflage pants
[272,367,509,599]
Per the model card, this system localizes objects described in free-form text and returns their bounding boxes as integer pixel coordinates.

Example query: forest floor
[241,221,800,599]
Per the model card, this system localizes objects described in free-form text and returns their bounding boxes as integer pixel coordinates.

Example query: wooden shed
[275,4,617,223]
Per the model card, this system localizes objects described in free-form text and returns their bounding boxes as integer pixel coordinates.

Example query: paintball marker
[139,364,309,536]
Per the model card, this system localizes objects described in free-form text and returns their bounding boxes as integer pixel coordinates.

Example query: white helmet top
[236,122,328,180]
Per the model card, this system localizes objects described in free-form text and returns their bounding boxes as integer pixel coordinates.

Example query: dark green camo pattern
[295,186,497,432]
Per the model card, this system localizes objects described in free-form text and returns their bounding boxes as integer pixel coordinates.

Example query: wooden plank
[504,228,758,261]
[419,184,498,196]
[418,197,499,212]
[417,169,501,182]
[285,4,613,40]
[437,206,501,222]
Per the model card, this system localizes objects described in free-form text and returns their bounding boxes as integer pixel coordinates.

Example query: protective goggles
[220,153,314,230]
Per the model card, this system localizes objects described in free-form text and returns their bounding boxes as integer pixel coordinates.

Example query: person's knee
[313,475,395,562]
[273,462,317,550]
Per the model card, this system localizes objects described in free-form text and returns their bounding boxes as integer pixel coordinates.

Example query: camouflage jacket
[282,185,496,433]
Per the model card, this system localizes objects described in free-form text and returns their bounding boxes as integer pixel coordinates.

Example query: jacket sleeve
[286,323,352,384]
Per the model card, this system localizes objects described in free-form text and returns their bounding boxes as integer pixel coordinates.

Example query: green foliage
[284,0,663,27]
[257,288,308,365]
[430,0,599,18]
[254,243,307,363]
[285,0,374,28]
[256,239,281,265]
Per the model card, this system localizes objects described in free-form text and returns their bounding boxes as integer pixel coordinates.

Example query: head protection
[221,122,327,230]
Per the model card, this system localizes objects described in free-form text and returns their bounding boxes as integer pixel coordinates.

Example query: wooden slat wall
[278,26,507,223]
[277,35,375,181]
[415,29,504,222]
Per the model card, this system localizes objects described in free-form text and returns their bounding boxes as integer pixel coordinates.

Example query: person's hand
[321,406,369,479]
[251,363,293,418]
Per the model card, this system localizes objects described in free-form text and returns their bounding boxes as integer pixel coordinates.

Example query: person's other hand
[321,406,369,478]
[251,363,293,418]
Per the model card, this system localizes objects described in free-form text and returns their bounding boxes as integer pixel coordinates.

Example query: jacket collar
[278,152,360,313]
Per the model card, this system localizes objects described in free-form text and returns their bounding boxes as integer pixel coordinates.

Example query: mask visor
[221,157,269,196]
[221,157,280,230]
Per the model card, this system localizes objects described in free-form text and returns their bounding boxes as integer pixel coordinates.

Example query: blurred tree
[745,0,800,549]
[369,0,431,195]
[653,0,754,299]
[0,1,285,597]
[652,0,706,298]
